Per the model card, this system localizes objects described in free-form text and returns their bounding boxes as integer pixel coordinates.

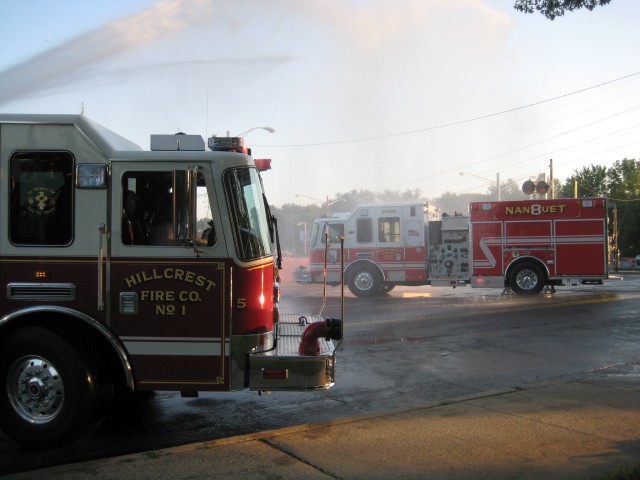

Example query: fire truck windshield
[224,167,273,261]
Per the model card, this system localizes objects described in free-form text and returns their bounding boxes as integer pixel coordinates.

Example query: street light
[236,126,276,137]
[459,171,501,201]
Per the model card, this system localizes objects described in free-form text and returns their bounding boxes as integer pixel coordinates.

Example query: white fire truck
[308,198,610,297]
[0,114,342,448]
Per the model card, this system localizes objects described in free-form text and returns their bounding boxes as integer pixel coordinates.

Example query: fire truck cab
[0,114,342,448]
[309,202,430,296]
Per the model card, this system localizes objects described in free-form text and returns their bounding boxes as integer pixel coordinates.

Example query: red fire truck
[308,198,610,297]
[0,114,342,448]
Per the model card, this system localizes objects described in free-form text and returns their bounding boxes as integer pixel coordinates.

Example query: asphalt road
[2,274,639,476]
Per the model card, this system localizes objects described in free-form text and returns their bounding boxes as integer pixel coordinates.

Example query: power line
[255,70,640,148]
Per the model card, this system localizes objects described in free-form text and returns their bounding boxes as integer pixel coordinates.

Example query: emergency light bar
[208,136,250,155]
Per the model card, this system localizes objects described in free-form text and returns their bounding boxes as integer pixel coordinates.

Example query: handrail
[97,223,107,311]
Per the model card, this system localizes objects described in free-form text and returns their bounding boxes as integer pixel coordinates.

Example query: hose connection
[298,318,342,355]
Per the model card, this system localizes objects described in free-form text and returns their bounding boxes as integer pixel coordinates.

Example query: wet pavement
[7,371,640,480]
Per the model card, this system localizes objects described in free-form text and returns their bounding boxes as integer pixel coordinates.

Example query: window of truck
[9,151,74,246]
[356,218,373,243]
[224,167,272,261]
[327,223,344,244]
[120,170,214,247]
[378,216,400,243]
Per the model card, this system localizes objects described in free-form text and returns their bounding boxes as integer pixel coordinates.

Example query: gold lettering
[505,204,568,216]
[177,291,201,302]
[123,267,217,291]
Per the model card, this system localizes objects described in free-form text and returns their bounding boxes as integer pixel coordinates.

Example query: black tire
[0,326,112,449]
[508,262,545,295]
[348,266,383,297]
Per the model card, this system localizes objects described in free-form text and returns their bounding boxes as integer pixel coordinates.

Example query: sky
[1,0,639,207]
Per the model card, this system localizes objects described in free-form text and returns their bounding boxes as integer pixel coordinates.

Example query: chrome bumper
[248,313,338,391]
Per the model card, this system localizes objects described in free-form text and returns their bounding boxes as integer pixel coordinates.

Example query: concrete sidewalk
[6,375,640,480]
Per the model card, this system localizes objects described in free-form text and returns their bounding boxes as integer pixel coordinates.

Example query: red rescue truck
[308,198,609,297]
[0,114,342,448]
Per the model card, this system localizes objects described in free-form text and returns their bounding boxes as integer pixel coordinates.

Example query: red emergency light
[254,159,272,172]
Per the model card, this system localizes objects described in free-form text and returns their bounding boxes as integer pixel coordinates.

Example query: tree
[513,0,612,20]
[333,188,422,214]
[434,192,490,215]
[607,159,640,199]
[272,203,322,257]
[607,159,640,257]
[557,165,608,198]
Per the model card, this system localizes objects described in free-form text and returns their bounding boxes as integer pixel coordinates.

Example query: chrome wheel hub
[354,272,374,291]
[8,356,64,424]
[516,269,538,290]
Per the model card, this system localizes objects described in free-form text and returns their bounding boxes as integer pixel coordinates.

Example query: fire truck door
[109,163,231,391]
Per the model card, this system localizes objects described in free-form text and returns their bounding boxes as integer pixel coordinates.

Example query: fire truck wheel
[348,266,383,297]
[0,325,112,449]
[509,262,545,295]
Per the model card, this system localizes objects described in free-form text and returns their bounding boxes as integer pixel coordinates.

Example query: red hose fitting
[299,321,327,355]
[298,318,342,355]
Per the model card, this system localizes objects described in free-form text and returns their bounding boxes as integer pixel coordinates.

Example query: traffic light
[522,180,535,195]
[536,181,549,194]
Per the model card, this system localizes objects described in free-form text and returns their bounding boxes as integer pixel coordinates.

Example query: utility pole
[549,159,554,199]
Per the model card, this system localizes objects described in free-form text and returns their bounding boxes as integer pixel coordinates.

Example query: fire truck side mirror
[536,181,549,194]
[522,180,535,195]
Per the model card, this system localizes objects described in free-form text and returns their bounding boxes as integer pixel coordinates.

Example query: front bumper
[248,313,339,391]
